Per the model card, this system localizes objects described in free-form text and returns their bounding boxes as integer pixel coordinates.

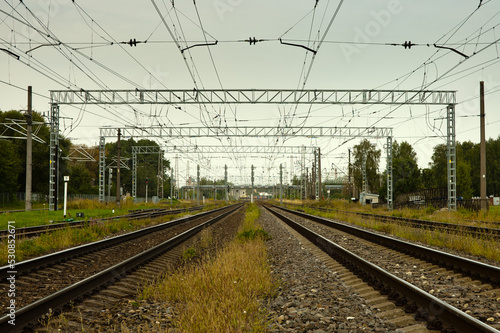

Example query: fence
[0,192,48,206]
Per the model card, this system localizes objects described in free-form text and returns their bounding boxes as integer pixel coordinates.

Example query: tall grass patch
[141,204,276,332]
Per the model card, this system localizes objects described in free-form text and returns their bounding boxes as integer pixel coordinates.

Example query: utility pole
[480,81,488,211]
[362,154,368,206]
[170,167,174,205]
[280,163,283,205]
[251,164,255,204]
[25,86,32,211]
[348,149,351,204]
[224,164,228,202]
[318,147,322,200]
[305,167,308,200]
[116,129,121,206]
[197,164,200,206]
[55,144,59,211]
[108,168,112,201]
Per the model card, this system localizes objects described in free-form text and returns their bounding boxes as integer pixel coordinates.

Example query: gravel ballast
[259,207,400,332]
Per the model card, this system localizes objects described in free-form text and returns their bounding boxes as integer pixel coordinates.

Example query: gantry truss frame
[50,89,456,105]
[131,146,164,201]
[100,126,393,139]
[49,88,457,211]
[98,126,394,208]
[130,145,317,200]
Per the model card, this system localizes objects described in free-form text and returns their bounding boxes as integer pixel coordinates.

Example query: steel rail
[0,205,231,280]
[274,205,500,285]
[0,206,205,240]
[294,205,500,238]
[265,205,498,333]
[0,203,243,333]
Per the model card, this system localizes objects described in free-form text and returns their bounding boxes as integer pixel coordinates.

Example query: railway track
[289,204,500,239]
[265,204,500,332]
[0,204,243,332]
[0,205,206,240]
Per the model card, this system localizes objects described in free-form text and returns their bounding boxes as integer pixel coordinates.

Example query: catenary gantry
[49,89,457,211]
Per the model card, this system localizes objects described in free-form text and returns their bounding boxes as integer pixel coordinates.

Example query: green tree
[429,143,447,188]
[105,138,170,198]
[456,160,473,199]
[0,110,66,197]
[393,141,421,196]
[378,141,421,201]
[352,139,381,195]
[67,164,97,194]
[0,140,21,195]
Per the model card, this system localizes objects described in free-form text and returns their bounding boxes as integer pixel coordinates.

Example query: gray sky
[1,0,499,186]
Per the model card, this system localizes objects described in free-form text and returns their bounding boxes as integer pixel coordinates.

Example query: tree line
[0,110,171,202]
[1,109,499,202]
[352,137,500,201]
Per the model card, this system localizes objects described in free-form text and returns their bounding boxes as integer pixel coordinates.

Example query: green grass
[299,203,500,262]
[0,199,219,230]
[140,203,277,332]
[0,199,231,266]
[0,207,129,229]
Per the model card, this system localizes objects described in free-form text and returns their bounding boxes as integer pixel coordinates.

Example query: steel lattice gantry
[50,89,456,105]
[49,88,457,211]
[129,145,318,202]
[98,126,394,208]
[166,145,318,155]
[131,146,165,201]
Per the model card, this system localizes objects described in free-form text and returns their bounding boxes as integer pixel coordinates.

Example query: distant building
[360,192,379,205]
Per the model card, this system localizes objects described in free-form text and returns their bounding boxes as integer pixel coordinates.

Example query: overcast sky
[1,0,499,186]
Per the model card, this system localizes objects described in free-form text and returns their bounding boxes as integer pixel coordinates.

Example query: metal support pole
[362,154,367,206]
[197,165,200,205]
[251,164,254,204]
[225,164,228,202]
[386,137,393,210]
[447,104,457,211]
[348,149,351,203]
[116,129,121,206]
[170,167,174,205]
[305,167,308,200]
[99,136,106,202]
[25,86,32,211]
[55,145,59,211]
[480,81,487,211]
[132,152,137,200]
[49,103,59,211]
[63,176,69,218]
[317,147,322,200]
[108,168,112,202]
[280,163,283,205]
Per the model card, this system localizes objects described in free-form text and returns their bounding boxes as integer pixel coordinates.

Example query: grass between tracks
[295,202,500,262]
[140,203,277,332]
[0,200,225,266]
[0,199,201,229]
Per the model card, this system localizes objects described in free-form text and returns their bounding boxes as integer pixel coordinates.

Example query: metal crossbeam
[0,120,46,144]
[100,126,393,139]
[62,146,97,162]
[167,145,317,155]
[51,89,456,105]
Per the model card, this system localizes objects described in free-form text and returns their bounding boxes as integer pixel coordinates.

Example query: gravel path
[259,207,400,332]
[275,207,500,329]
